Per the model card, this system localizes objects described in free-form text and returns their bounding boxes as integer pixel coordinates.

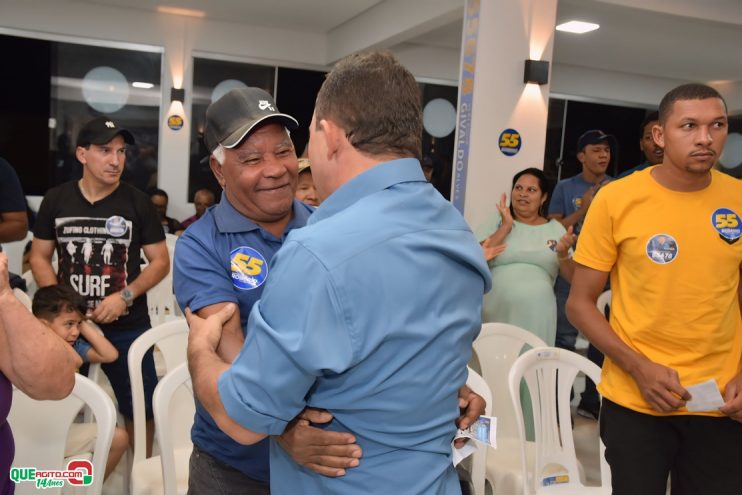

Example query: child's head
[32,285,87,344]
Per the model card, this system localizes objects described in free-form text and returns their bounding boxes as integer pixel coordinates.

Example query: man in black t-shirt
[0,157,28,244]
[30,116,169,455]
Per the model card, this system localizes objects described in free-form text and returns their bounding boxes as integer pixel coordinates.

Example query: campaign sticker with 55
[10,459,93,489]
[712,208,740,244]
[230,246,268,290]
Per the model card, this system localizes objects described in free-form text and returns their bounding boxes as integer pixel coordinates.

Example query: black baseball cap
[577,129,615,152]
[76,116,135,147]
[203,87,298,154]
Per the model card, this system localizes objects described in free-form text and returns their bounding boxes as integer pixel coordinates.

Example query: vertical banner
[451,0,481,213]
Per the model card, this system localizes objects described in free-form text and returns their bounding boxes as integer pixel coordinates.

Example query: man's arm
[186,304,267,445]
[549,184,600,230]
[0,211,28,243]
[91,240,169,324]
[0,253,81,399]
[29,237,58,287]
[566,263,690,412]
[196,302,244,363]
[719,265,742,422]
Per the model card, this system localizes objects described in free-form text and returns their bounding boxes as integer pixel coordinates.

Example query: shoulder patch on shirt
[230,246,268,290]
[105,216,127,237]
[711,208,740,244]
[646,234,679,264]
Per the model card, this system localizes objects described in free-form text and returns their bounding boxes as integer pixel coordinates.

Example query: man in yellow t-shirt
[567,83,742,495]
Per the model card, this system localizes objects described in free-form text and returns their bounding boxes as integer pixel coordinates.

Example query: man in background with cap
[186,51,490,494]
[30,116,169,453]
[548,129,615,420]
[174,87,363,494]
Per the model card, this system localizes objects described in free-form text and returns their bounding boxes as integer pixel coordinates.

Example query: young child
[32,285,129,480]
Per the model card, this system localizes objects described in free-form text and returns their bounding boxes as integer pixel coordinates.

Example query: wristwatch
[119,287,135,307]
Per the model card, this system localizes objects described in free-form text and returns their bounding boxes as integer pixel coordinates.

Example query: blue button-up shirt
[219,158,491,494]
[174,195,313,481]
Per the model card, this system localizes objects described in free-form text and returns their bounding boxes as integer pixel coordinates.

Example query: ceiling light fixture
[132,82,154,89]
[156,6,206,18]
[555,21,600,34]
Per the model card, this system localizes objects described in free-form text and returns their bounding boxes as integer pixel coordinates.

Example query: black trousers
[600,399,742,495]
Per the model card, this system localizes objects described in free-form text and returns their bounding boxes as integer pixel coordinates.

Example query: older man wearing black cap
[30,115,169,453]
[174,87,364,494]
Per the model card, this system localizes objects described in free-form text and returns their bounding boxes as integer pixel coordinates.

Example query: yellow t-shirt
[574,167,742,416]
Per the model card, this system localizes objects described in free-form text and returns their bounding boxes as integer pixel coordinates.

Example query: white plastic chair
[465,367,493,495]
[8,374,117,495]
[12,287,32,310]
[473,322,547,495]
[596,290,611,318]
[145,234,178,325]
[128,318,189,495]
[153,362,195,495]
[509,347,610,495]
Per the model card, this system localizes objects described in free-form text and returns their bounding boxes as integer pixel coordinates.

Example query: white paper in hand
[451,441,478,467]
[455,416,497,447]
[685,379,724,412]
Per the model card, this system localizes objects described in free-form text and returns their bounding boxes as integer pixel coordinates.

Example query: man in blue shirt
[187,52,491,494]
[549,129,615,420]
[174,88,366,494]
[618,111,664,179]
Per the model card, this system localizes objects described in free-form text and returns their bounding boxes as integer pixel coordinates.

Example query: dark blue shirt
[173,195,313,481]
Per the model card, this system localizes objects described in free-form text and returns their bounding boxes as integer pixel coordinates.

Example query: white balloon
[81,67,129,113]
[211,79,249,103]
[719,132,742,169]
[423,98,457,138]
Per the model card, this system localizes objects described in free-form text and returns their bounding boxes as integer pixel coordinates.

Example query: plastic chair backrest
[8,374,117,495]
[466,367,492,495]
[596,290,611,318]
[473,323,547,439]
[82,322,105,424]
[154,362,195,495]
[12,287,32,311]
[146,236,178,325]
[128,318,188,465]
[1,230,32,275]
[509,347,610,494]
[21,270,37,299]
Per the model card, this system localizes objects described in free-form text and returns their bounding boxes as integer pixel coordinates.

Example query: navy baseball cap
[203,87,298,154]
[77,117,135,147]
[577,129,615,152]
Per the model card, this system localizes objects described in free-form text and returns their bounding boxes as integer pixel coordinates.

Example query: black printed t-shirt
[34,181,165,331]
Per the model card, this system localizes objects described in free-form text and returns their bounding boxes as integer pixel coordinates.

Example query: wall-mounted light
[170,87,185,103]
[524,60,549,85]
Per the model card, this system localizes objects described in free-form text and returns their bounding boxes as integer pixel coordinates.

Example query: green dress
[476,214,566,345]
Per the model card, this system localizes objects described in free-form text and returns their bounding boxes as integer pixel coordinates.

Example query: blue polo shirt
[548,173,612,235]
[173,195,313,481]
[219,158,491,494]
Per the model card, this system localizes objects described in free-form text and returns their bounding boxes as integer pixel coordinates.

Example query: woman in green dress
[477,168,575,345]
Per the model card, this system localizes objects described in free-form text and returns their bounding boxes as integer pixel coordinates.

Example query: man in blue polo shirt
[174,88,364,494]
[549,129,615,420]
[187,52,491,494]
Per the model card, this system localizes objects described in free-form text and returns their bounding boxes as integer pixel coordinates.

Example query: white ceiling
[80,0,384,31]
[79,0,742,83]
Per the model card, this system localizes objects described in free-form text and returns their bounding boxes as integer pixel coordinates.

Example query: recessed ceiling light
[556,21,600,34]
[132,82,154,89]
[156,6,206,18]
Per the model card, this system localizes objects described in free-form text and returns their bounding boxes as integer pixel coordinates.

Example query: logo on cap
[258,100,274,111]
[105,121,115,128]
